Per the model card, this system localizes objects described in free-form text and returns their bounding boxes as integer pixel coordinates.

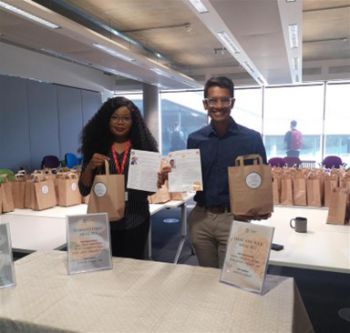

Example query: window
[234,88,263,133]
[263,85,324,161]
[160,91,207,155]
[324,82,350,165]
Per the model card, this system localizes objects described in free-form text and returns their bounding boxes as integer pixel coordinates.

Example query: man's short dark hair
[291,120,297,127]
[204,76,234,98]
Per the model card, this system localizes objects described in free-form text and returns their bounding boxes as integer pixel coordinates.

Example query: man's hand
[157,165,171,188]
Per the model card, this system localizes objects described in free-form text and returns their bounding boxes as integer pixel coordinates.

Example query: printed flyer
[167,149,203,192]
[67,213,112,274]
[221,221,274,294]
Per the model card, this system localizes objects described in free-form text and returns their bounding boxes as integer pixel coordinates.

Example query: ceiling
[0,0,349,91]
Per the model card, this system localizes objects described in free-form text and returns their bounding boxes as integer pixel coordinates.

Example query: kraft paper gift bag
[0,175,14,213]
[292,170,307,206]
[306,172,322,207]
[271,168,282,205]
[327,187,348,225]
[12,172,27,209]
[57,172,81,207]
[228,154,273,219]
[170,191,187,201]
[280,171,293,205]
[324,173,339,207]
[87,160,125,221]
[31,175,57,211]
[148,180,171,204]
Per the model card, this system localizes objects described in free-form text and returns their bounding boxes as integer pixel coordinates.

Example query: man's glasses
[204,97,233,107]
[110,115,132,123]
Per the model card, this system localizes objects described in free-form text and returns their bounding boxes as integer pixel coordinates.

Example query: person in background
[160,76,268,268]
[284,120,303,157]
[79,97,158,259]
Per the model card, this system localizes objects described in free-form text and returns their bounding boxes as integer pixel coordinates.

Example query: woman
[79,96,158,259]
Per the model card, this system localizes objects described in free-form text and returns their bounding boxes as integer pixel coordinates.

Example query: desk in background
[0,251,313,333]
[1,196,193,262]
[252,206,350,273]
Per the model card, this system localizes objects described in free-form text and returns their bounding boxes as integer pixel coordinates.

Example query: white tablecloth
[0,251,313,333]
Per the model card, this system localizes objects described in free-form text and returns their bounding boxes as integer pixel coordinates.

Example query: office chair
[41,155,60,169]
[64,153,81,168]
[283,156,301,167]
[268,157,284,167]
[322,156,343,169]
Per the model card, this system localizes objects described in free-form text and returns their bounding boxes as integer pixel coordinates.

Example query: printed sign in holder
[221,221,274,294]
[67,213,112,275]
[0,223,16,288]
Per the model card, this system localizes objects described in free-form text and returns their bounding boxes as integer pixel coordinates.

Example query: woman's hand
[87,153,110,171]
[157,165,171,188]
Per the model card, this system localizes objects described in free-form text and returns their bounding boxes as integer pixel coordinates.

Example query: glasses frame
[203,97,234,107]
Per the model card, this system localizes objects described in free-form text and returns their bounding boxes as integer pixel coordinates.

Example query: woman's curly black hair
[79,96,158,163]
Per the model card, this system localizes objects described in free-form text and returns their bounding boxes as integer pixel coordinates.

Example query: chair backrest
[41,155,60,169]
[283,156,301,167]
[268,157,284,167]
[65,153,80,168]
[322,155,343,169]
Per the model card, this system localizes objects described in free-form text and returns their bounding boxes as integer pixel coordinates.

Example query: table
[0,251,313,333]
[148,193,194,263]
[252,206,350,273]
[0,195,193,262]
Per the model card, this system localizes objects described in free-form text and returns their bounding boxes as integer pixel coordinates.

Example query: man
[186,76,267,268]
[284,120,303,157]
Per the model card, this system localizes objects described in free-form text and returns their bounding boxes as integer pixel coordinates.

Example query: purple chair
[322,156,343,169]
[41,155,60,169]
[283,156,301,167]
[268,157,284,167]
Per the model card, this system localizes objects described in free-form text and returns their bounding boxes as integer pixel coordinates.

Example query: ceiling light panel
[187,0,208,14]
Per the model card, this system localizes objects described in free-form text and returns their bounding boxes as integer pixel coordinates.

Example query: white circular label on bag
[41,185,49,194]
[71,182,77,191]
[94,182,107,197]
[245,172,262,189]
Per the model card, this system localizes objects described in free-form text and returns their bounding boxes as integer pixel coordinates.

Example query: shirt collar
[206,117,239,137]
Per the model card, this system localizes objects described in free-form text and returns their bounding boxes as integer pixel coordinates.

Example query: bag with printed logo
[30,173,57,211]
[228,154,273,219]
[56,171,81,207]
[87,160,125,221]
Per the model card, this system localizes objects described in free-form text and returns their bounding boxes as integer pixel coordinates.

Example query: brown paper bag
[324,173,338,207]
[327,187,348,224]
[31,175,57,211]
[57,172,81,207]
[228,154,273,218]
[271,168,282,205]
[280,171,293,205]
[0,176,14,213]
[87,160,125,221]
[170,192,187,201]
[293,170,307,206]
[12,172,27,209]
[306,172,322,207]
[148,181,171,203]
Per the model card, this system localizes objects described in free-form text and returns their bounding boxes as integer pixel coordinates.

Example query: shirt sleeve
[255,133,267,164]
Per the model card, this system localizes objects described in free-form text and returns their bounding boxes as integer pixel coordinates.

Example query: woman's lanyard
[111,141,131,175]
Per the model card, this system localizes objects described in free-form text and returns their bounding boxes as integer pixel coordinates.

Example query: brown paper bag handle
[235,154,263,166]
[104,159,110,175]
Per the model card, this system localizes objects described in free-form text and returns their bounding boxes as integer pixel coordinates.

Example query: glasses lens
[206,98,231,106]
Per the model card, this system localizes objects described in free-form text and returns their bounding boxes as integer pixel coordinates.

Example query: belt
[198,204,231,214]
